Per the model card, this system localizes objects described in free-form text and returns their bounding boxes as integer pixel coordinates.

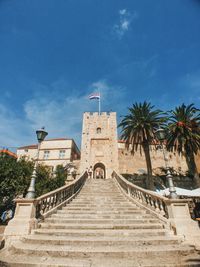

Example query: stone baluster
[3,171,87,242]
[112,170,200,245]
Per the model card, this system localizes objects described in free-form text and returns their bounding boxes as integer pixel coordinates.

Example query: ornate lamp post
[155,128,178,199]
[26,127,48,199]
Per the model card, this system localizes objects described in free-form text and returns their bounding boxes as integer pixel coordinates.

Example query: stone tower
[80,112,119,178]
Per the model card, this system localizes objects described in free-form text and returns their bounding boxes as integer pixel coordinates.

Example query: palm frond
[118,101,166,154]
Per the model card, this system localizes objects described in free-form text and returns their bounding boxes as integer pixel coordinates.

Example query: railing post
[127,186,131,196]
[166,199,200,244]
[3,199,38,244]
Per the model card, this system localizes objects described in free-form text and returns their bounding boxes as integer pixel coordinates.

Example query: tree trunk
[143,144,155,191]
[186,151,200,188]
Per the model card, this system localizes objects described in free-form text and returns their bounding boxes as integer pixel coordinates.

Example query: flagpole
[99,92,101,115]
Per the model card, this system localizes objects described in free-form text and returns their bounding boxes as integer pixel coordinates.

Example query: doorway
[93,163,106,179]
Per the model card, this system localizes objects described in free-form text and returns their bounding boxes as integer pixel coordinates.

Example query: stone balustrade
[179,195,200,220]
[3,171,87,241]
[112,171,169,219]
[112,170,200,245]
[36,172,87,219]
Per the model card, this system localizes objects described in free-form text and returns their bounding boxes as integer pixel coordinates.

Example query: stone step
[74,195,125,198]
[70,202,130,206]
[75,192,123,195]
[51,214,153,219]
[44,218,160,224]
[77,194,123,196]
[0,255,199,267]
[33,228,170,238]
[67,201,131,205]
[39,222,163,230]
[0,253,91,267]
[1,178,199,267]
[72,201,128,204]
[80,195,126,197]
[64,204,137,209]
[56,210,148,215]
[61,207,140,211]
[1,253,200,267]
[22,235,181,247]
[9,242,195,259]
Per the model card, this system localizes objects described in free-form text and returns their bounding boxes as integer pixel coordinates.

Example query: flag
[89,93,100,100]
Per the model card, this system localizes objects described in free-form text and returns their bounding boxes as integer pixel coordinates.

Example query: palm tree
[118,101,166,190]
[166,104,200,188]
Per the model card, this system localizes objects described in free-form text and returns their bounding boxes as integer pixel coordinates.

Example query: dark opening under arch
[93,162,106,179]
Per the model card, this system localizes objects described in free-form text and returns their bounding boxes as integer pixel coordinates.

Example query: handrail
[112,171,170,218]
[35,171,87,219]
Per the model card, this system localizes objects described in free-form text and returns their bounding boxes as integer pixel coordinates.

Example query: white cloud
[24,94,89,147]
[121,20,129,31]
[89,80,126,103]
[0,104,31,149]
[0,79,126,149]
[114,8,138,38]
[179,71,200,104]
[119,9,127,15]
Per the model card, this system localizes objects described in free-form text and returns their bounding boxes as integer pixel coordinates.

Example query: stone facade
[118,141,188,175]
[80,111,189,178]
[80,112,119,178]
[17,138,80,171]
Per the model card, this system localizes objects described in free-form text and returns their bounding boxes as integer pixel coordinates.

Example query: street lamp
[26,127,48,199]
[155,128,178,199]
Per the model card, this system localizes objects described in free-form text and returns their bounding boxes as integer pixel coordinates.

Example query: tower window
[97,127,101,134]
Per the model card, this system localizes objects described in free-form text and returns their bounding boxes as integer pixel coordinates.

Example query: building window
[43,150,50,160]
[59,150,66,159]
[97,127,101,134]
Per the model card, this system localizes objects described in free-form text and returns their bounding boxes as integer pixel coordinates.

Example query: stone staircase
[0,179,200,266]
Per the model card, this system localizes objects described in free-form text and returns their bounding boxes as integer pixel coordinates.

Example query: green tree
[53,165,68,188]
[35,164,67,197]
[166,104,200,187]
[0,154,33,215]
[0,154,67,217]
[118,101,166,190]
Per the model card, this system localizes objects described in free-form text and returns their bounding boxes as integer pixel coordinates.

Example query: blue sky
[0,0,200,149]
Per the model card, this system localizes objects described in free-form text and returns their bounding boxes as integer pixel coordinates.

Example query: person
[100,170,104,179]
[1,209,13,224]
[86,168,89,177]
[72,169,77,180]
[96,170,100,179]
[88,166,93,179]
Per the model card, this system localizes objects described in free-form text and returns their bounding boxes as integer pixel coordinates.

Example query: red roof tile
[0,149,17,158]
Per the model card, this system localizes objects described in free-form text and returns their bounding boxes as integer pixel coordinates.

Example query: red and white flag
[89,93,100,100]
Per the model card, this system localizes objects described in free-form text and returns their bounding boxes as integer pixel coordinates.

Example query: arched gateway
[93,162,106,179]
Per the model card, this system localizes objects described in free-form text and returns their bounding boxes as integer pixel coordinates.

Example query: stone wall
[118,141,188,175]
[80,112,119,178]
[195,151,200,173]
[122,174,196,190]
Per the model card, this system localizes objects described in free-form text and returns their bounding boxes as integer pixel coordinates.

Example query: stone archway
[93,162,106,179]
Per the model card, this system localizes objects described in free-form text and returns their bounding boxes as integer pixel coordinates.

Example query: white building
[17,138,80,171]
